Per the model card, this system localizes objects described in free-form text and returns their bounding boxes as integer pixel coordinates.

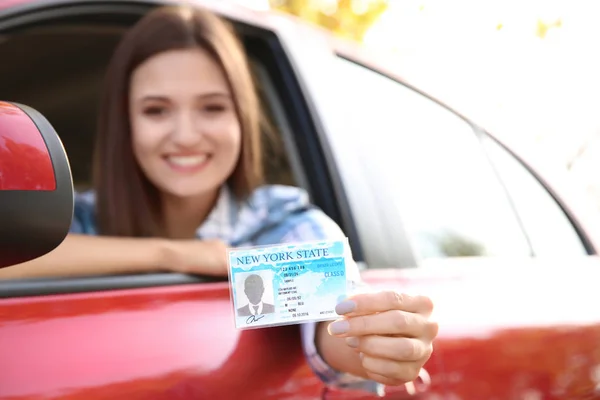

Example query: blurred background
[255,0,600,215]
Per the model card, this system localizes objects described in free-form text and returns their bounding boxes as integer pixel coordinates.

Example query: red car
[1,0,600,399]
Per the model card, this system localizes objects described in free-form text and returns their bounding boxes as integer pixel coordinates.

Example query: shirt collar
[194,184,313,247]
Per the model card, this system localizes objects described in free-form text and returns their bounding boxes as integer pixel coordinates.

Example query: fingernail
[328,319,350,335]
[345,337,359,348]
[335,300,356,315]
[359,352,365,360]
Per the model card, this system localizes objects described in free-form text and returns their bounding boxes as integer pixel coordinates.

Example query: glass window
[481,136,586,256]
[331,56,534,260]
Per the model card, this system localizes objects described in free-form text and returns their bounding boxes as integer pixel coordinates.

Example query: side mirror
[0,102,73,268]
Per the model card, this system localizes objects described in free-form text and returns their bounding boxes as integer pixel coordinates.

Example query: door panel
[0,277,447,400]
[0,282,323,399]
[2,252,599,400]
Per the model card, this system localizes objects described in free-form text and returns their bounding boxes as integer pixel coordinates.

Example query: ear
[0,102,74,268]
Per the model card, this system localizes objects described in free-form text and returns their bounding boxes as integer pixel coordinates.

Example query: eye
[142,106,168,117]
[203,104,227,113]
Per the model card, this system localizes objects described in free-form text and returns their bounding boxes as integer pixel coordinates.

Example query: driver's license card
[227,239,350,330]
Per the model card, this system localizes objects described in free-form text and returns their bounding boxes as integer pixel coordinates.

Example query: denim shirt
[71,184,382,394]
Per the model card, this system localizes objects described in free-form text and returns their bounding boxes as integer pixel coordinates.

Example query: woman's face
[129,48,241,200]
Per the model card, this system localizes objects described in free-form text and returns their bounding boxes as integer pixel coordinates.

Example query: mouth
[164,154,211,172]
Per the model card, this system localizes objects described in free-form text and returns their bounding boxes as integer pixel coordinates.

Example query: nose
[171,110,202,147]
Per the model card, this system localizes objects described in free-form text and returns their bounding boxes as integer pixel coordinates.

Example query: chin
[160,181,222,200]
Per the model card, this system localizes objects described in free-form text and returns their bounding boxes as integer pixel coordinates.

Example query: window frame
[477,129,595,255]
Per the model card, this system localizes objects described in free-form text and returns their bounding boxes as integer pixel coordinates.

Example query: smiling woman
[127,48,245,239]
[95,8,261,239]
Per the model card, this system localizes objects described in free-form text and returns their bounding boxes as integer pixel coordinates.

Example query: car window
[331,56,534,260]
[480,136,587,256]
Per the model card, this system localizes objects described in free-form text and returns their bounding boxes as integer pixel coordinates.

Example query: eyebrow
[139,92,231,102]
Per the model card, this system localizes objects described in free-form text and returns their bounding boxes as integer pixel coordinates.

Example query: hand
[327,291,438,386]
[162,239,229,276]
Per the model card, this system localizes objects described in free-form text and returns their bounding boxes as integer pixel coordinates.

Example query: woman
[1,5,438,390]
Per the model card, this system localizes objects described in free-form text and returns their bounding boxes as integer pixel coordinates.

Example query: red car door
[0,278,317,399]
[0,274,447,400]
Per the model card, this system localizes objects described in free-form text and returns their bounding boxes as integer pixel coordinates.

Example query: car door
[301,50,600,399]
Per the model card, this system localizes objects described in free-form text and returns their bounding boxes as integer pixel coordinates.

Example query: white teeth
[167,155,208,167]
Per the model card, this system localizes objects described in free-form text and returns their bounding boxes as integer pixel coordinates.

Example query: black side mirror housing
[0,102,73,268]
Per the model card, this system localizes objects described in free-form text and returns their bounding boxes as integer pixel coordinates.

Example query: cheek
[130,119,164,166]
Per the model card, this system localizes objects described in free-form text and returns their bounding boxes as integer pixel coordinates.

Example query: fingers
[361,353,423,385]
[365,371,408,387]
[329,290,438,387]
[336,291,434,318]
[345,335,433,362]
[343,335,435,386]
[328,309,437,338]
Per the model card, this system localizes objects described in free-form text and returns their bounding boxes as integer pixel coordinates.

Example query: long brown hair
[93,5,263,237]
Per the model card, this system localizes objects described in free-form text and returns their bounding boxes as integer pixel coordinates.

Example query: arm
[0,234,168,280]
[0,234,228,280]
[0,190,228,280]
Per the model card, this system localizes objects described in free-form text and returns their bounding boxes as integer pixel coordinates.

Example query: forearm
[0,234,168,280]
[315,321,367,379]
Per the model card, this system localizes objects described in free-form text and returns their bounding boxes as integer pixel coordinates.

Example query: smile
[164,154,211,172]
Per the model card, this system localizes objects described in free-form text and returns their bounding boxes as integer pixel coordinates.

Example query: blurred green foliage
[269,0,389,42]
